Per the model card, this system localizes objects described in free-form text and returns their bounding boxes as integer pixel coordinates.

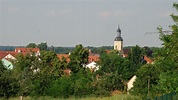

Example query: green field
[1,94,141,100]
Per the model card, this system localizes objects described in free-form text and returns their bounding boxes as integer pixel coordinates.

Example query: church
[114,25,124,55]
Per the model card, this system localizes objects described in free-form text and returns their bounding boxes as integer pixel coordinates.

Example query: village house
[57,54,70,62]
[0,47,41,69]
[85,61,100,72]
[1,58,14,70]
[15,47,40,56]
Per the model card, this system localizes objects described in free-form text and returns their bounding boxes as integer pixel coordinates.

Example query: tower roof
[114,34,123,41]
[117,25,121,33]
[114,25,123,41]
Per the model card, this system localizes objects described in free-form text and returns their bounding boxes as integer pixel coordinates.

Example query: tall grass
[4,94,141,100]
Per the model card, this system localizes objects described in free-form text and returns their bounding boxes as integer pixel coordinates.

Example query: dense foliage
[0,43,147,99]
[131,3,178,99]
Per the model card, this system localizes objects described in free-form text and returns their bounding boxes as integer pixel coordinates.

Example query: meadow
[2,94,141,100]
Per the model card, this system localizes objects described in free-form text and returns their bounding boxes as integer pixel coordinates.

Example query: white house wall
[127,75,137,92]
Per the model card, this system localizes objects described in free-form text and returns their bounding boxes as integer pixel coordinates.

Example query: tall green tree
[97,52,121,74]
[39,50,63,78]
[127,45,146,73]
[46,76,73,98]
[0,61,19,99]
[68,44,89,73]
[131,64,160,99]
[38,42,48,51]
[96,51,134,93]
[156,3,178,94]
[131,3,178,99]
[13,53,37,96]
[13,51,63,97]
[71,68,94,97]
[26,43,37,48]
[30,50,63,96]
[46,68,94,98]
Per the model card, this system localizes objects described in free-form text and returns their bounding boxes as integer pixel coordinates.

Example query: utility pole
[147,76,150,99]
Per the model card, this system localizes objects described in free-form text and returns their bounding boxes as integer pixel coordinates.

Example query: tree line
[0,44,155,56]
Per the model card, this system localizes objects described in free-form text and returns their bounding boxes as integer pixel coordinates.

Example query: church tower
[114,25,123,55]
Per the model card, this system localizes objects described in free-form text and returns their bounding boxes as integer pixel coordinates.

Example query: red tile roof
[105,50,111,54]
[88,55,100,63]
[0,51,18,59]
[57,54,70,62]
[0,47,40,60]
[15,48,40,53]
[0,51,8,59]
[144,56,153,64]
[123,49,130,54]
[63,69,71,75]
[57,53,100,63]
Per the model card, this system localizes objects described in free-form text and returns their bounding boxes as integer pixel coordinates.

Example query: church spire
[117,25,121,37]
[114,25,123,41]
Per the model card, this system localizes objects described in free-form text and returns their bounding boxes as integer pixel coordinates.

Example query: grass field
[2,94,141,100]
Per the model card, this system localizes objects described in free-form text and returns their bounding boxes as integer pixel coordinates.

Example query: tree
[54,47,74,54]
[26,43,37,48]
[60,57,68,70]
[96,51,134,93]
[38,42,48,51]
[131,3,178,99]
[155,3,178,94]
[13,53,37,97]
[0,60,6,71]
[143,46,153,57]
[86,46,113,54]
[46,68,94,98]
[71,69,94,97]
[68,44,89,73]
[0,61,19,99]
[30,51,63,96]
[127,45,146,73]
[171,3,178,23]
[12,51,63,97]
[131,64,160,99]
[46,76,73,98]
[39,50,63,78]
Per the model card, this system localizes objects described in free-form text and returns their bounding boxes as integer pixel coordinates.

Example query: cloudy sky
[0,0,177,47]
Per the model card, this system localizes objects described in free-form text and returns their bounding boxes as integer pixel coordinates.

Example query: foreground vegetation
[131,3,178,99]
[0,43,146,99]
[3,94,141,100]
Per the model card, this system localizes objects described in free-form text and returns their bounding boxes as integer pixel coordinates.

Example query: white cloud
[7,6,20,13]
[99,10,131,18]
[45,9,72,18]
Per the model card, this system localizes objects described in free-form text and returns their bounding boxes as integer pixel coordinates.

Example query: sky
[0,0,177,47]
